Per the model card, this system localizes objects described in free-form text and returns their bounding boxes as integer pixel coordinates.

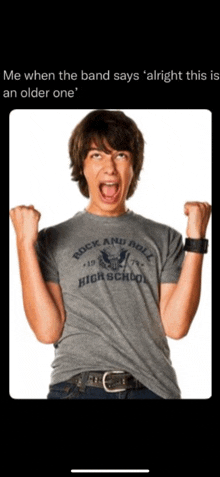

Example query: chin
[88,196,127,216]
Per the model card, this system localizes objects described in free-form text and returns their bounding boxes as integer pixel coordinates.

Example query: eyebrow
[87,147,112,154]
[88,148,103,151]
[88,147,131,153]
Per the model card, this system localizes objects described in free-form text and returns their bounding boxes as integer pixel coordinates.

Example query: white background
[9,109,212,399]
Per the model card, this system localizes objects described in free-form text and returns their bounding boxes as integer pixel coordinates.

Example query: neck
[86,202,128,217]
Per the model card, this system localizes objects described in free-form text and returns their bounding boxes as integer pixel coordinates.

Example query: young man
[10,110,211,399]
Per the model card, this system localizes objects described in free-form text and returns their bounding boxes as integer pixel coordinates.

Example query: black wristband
[184,238,208,254]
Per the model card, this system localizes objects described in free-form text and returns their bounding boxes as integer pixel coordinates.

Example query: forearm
[163,252,204,339]
[17,240,64,343]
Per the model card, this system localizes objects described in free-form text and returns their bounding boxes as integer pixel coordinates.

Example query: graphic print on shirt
[98,246,129,271]
[72,237,155,289]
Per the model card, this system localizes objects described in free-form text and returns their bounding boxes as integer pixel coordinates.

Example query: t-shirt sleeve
[35,228,60,284]
[160,228,185,283]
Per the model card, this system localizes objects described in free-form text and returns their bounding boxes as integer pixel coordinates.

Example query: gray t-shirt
[36,210,185,399]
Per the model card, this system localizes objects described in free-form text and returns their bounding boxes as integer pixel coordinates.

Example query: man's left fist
[184,201,212,239]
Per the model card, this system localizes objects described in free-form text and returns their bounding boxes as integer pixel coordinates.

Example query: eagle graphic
[99,247,129,272]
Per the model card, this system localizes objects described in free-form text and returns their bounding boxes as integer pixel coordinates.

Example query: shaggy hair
[68,109,145,199]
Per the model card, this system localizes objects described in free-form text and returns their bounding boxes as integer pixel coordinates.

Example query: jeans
[47,377,164,399]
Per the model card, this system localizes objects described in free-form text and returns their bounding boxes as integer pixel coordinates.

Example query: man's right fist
[9,205,41,245]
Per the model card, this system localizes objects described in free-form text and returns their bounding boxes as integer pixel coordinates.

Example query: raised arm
[10,205,66,343]
[160,202,211,339]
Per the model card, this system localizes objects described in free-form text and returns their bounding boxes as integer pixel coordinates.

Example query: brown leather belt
[67,370,145,393]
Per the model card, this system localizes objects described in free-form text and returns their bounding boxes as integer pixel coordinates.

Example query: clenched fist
[9,205,41,245]
[184,201,212,239]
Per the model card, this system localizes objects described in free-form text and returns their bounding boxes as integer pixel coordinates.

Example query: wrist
[16,237,37,251]
[187,233,206,239]
[184,238,208,254]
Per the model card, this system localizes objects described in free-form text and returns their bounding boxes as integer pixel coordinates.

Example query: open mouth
[99,182,120,203]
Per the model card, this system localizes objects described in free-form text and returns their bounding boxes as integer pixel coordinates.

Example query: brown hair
[68,109,145,199]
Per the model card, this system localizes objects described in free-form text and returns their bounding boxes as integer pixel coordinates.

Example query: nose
[103,154,117,175]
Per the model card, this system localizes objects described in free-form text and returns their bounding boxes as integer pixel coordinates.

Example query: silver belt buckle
[102,370,126,393]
